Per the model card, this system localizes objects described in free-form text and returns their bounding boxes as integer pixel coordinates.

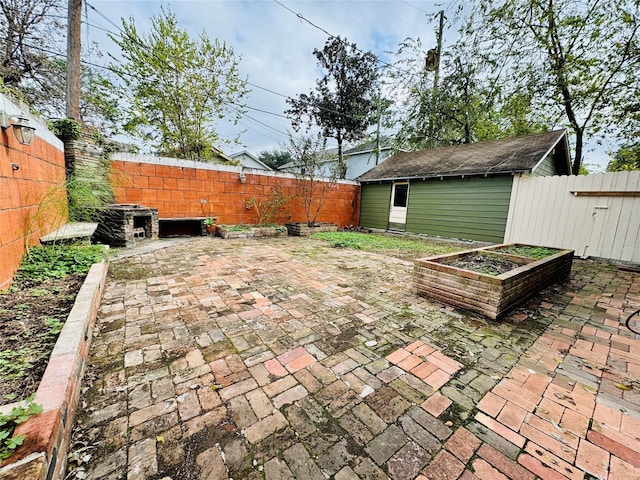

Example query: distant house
[230,150,273,170]
[278,140,393,180]
[358,130,571,243]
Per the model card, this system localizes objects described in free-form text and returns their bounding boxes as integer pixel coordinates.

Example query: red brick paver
[64,238,640,480]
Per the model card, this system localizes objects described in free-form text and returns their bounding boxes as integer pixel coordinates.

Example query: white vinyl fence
[504,171,640,263]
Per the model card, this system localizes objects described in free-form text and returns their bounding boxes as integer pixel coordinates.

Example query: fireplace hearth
[94,204,159,247]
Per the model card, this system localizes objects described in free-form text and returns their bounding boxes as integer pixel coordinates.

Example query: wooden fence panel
[505,172,640,263]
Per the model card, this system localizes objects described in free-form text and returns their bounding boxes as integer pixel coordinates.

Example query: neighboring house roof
[230,150,273,170]
[358,130,571,182]
[278,141,393,172]
[344,137,394,156]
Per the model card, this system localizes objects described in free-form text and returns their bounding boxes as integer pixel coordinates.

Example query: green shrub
[16,245,106,282]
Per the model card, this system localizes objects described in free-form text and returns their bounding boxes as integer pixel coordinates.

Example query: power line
[272,0,414,76]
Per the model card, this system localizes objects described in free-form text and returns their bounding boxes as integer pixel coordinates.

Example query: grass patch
[311,232,467,260]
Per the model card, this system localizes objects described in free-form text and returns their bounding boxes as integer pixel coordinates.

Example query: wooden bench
[40,222,99,245]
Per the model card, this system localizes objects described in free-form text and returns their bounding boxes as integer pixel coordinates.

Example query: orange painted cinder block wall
[111,156,360,227]
[0,125,67,290]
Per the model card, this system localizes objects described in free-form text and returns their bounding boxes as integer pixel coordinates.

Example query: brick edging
[0,260,109,480]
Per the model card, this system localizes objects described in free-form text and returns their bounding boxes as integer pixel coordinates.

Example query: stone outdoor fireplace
[94,204,159,247]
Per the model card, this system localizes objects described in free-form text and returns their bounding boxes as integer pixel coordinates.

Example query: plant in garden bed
[246,186,293,227]
[284,132,338,228]
[0,395,43,462]
[0,244,106,404]
[499,245,559,259]
[220,224,252,232]
[15,245,106,283]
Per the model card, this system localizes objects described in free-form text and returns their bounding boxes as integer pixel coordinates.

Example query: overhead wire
[272,0,414,77]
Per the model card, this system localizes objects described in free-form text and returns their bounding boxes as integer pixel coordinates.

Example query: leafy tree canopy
[0,0,62,90]
[458,0,640,174]
[0,0,119,129]
[607,144,640,171]
[258,149,293,169]
[286,36,380,178]
[109,7,249,161]
[388,37,547,151]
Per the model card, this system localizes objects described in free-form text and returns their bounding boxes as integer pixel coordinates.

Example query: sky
[85,0,612,171]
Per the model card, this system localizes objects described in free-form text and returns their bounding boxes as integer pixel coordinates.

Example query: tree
[258,149,293,169]
[389,37,548,151]
[607,144,640,171]
[0,0,62,88]
[283,132,337,227]
[286,36,380,178]
[109,7,249,161]
[0,0,69,115]
[460,0,640,174]
[0,0,120,128]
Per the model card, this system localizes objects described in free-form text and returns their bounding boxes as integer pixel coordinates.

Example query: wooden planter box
[414,243,574,319]
[285,222,338,236]
[215,225,287,239]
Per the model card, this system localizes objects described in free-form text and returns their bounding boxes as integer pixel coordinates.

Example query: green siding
[405,176,513,243]
[359,183,391,229]
[532,154,558,176]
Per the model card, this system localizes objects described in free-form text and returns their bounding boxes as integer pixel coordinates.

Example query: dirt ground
[0,274,84,403]
[447,253,522,275]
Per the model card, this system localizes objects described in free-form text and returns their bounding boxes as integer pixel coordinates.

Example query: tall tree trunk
[572,129,583,175]
[337,134,346,179]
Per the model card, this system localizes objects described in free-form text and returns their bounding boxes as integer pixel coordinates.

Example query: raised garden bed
[285,222,338,237]
[0,261,108,480]
[215,225,287,239]
[414,243,574,319]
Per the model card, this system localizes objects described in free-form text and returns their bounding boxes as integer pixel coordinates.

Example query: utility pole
[426,10,445,148]
[433,10,444,92]
[66,0,82,120]
[375,88,382,165]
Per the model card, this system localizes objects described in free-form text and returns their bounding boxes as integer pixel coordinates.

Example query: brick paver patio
[67,236,640,480]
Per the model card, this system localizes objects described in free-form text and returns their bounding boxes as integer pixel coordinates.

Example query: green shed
[357,130,571,243]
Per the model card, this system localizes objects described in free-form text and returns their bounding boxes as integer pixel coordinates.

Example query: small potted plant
[204,217,216,234]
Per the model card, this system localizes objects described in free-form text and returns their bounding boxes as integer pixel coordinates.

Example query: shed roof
[358,130,570,182]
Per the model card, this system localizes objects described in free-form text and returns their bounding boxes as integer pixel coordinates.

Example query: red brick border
[414,244,574,319]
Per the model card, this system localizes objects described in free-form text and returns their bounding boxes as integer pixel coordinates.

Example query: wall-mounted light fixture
[0,111,36,146]
[239,172,247,184]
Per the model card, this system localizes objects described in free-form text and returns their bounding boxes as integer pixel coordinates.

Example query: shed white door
[389,182,409,230]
